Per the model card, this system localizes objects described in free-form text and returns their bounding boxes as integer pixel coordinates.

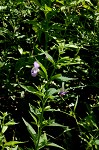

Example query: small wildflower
[59,82,68,96]
[59,91,68,96]
[31,61,40,77]
[34,61,40,68]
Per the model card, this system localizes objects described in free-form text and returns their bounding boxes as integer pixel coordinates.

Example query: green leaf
[5,121,18,126]
[29,104,37,115]
[29,104,41,116]
[32,0,41,7]
[95,140,99,145]
[37,61,48,80]
[2,126,8,133]
[58,57,71,64]
[47,142,65,150]
[45,4,52,12]
[22,118,36,141]
[20,85,36,93]
[30,112,38,125]
[47,88,58,96]
[4,141,24,146]
[15,57,27,73]
[48,122,67,128]
[0,62,4,68]
[18,46,23,55]
[64,43,79,49]
[45,52,55,66]
[51,74,61,80]
[44,106,51,111]
[44,4,52,16]
[74,96,78,112]
[56,76,77,81]
[0,6,7,10]
[20,84,43,98]
[15,56,35,73]
[56,0,64,5]
[11,145,18,150]
[38,133,47,149]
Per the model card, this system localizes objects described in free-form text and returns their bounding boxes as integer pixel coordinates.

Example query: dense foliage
[0,0,99,149]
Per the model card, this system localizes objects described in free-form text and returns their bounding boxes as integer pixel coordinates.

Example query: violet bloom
[31,61,40,77]
[59,82,68,96]
[59,91,68,96]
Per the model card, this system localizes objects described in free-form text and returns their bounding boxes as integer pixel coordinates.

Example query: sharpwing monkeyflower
[34,61,40,68]
[31,61,40,77]
[59,82,68,96]
[59,91,68,96]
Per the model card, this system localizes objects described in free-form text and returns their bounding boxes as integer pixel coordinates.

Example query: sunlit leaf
[11,145,18,150]
[65,43,79,49]
[4,141,24,146]
[56,0,64,5]
[95,140,99,145]
[48,122,67,128]
[5,121,18,126]
[38,133,47,149]
[44,105,51,111]
[44,4,52,13]
[18,46,23,55]
[0,6,7,10]
[2,126,8,133]
[47,142,65,150]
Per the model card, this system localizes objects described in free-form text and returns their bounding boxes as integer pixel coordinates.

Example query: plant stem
[35,101,45,150]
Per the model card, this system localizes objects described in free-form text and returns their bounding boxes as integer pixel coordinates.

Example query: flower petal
[59,91,68,96]
[34,61,39,68]
[31,68,38,77]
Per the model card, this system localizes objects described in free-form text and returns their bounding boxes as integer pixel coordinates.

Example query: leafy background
[0,0,99,149]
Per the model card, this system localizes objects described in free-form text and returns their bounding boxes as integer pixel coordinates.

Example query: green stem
[35,68,55,150]
[35,101,45,150]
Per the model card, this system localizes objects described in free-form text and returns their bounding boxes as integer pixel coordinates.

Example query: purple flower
[34,61,40,68]
[59,91,68,96]
[59,82,68,96]
[31,61,40,77]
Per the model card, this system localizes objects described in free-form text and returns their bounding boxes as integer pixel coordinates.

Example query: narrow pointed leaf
[20,84,43,98]
[47,142,65,150]
[22,118,36,141]
[51,74,61,81]
[48,122,66,128]
[37,61,48,80]
[45,52,55,66]
[30,112,38,125]
[5,121,18,126]
[56,76,77,81]
[4,141,24,146]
